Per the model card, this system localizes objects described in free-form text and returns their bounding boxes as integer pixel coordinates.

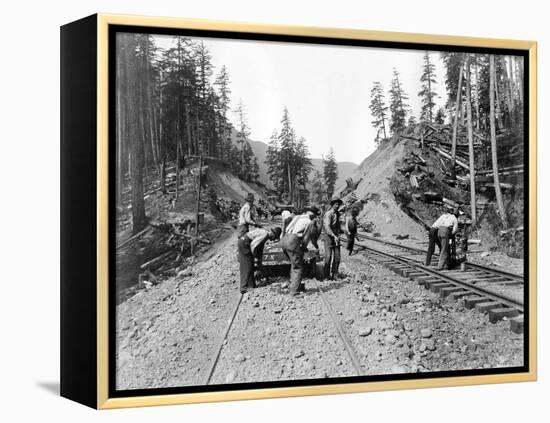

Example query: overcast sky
[154,34,448,164]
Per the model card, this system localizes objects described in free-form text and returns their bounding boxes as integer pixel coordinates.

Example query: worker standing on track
[238,227,282,294]
[425,205,460,270]
[237,193,259,237]
[280,207,320,296]
[345,208,359,256]
[323,199,343,279]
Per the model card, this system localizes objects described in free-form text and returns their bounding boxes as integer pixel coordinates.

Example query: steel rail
[311,279,364,376]
[360,243,524,312]
[203,293,243,385]
[357,233,524,282]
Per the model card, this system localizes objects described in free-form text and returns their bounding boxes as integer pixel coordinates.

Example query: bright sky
[153,34,448,164]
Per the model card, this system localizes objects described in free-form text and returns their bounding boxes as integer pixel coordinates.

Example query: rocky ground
[116,233,524,391]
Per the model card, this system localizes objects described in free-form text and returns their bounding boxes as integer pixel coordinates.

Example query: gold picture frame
[60,13,537,409]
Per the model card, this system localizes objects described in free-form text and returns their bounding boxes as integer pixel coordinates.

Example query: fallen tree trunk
[116,226,150,250]
[140,250,174,270]
[431,146,470,171]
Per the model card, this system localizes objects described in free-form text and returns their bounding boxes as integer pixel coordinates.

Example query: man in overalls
[323,198,343,279]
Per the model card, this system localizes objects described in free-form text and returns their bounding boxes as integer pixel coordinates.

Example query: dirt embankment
[336,139,426,242]
[337,130,525,267]
[116,159,274,302]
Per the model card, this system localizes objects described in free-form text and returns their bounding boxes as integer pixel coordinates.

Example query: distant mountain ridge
[248,139,358,189]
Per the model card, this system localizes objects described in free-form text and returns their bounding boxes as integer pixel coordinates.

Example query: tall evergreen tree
[419,52,438,122]
[118,33,147,233]
[194,41,213,155]
[323,149,338,200]
[214,65,232,160]
[265,110,313,204]
[266,130,284,192]
[310,170,325,204]
[234,99,251,171]
[369,81,388,145]
[278,107,297,201]
[295,137,313,206]
[388,68,409,135]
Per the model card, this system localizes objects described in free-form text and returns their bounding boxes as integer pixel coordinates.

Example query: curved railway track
[357,233,524,284]
[353,234,524,334]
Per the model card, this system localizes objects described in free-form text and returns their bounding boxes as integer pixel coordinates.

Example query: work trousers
[324,236,341,279]
[280,234,305,294]
[346,231,357,254]
[237,235,255,292]
[236,223,249,238]
[426,226,451,269]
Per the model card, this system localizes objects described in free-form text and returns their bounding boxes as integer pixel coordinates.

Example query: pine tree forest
[368,50,524,235]
[116,33,260,233]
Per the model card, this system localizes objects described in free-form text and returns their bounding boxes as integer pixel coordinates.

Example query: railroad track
[353,235,524,334]
[203,280,364,385]
[357,233,524,285]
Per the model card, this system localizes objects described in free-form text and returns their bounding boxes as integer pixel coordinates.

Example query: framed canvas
[60,13,537,409]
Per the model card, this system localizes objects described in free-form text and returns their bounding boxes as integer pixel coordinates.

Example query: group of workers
[236,193,361,296]
[236,192,462,296]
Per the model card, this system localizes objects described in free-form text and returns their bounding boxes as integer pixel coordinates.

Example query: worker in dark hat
[237,193,259,237]
[345,208,360,256]
[425,205,460,270]
[280,207,320,295]
[238,226,282,294]
[323,198,343,279]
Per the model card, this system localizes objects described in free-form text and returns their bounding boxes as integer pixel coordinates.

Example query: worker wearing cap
[323,199,343,279]
[280,207,320,295]
[237,193,259,237]
[238,227,282,294]
[425,206,460,270]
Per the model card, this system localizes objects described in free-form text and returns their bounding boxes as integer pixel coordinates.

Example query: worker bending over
[425,206,460,270]
[281,209,294,235]
[238,227,282,294]
[280,207,320,295]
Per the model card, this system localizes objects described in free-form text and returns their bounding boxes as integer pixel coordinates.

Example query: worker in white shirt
[281,209,294,235]
[280,206,320,295]
[237,193,260,237]
[425,206,460,270]
[238,226,282,294]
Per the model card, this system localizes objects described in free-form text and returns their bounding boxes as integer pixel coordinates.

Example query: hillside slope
[336,139,427,241]
[337,128,524,264]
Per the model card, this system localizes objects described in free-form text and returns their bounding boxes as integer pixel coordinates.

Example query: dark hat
[304,205,320,216]
[270,227,282,240]
[330,198,343,206]
[245,193,255,202]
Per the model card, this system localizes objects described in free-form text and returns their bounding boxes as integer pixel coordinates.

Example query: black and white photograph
[113,29,528,393]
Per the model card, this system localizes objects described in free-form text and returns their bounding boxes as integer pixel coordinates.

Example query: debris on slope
[337,123,525,260]
[116,157,275,303]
